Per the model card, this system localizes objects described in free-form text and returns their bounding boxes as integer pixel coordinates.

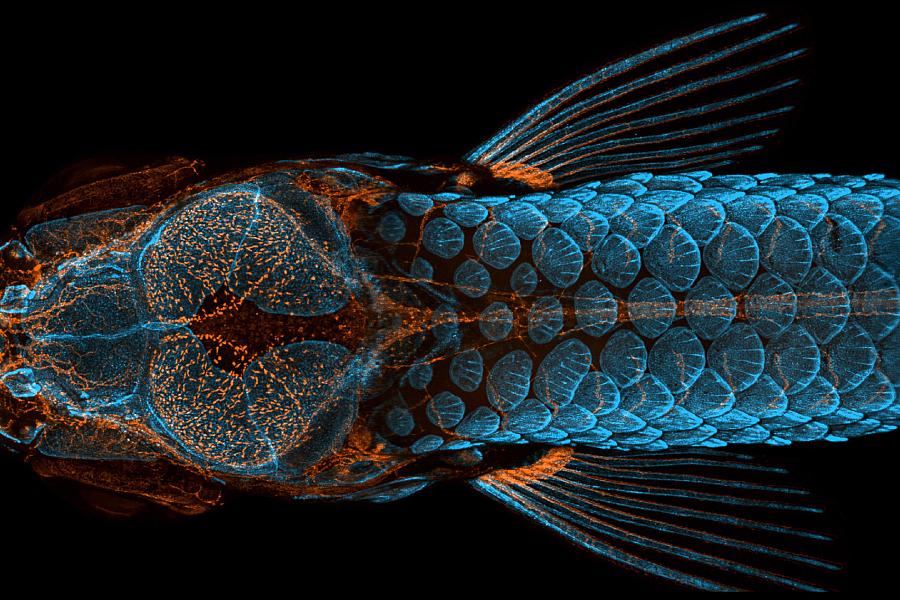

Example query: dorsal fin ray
[464,14,805,188]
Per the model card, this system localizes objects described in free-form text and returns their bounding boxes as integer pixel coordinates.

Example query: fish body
[365,170,900,454]
[0,13,897,590]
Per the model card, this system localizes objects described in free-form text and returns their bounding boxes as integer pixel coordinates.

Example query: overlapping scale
[704,174,757,190]
[695,186,745,204]
[726,194,776,236]
[754,184,796,202]
[426,392,466,429]
[453,259,491,298]
[573,280,618,337]
[787,376,840,418]
[648,327,705,393]
[479,302,514,341]
[707,323,765,392]
[572,371,621,415]
[422,217,465,259]
[532,339,592,409]
[520,192,553,205]
[650,405,703,432]
[619,375,675,420]
[703,222,759,291]
[642,189,692,212]
[443,201,488,227]
[645,174,703,193]
[538,196,582,223]
[608,202,665,248]
[776,193,829,230]
[795,267,850,344]
[583,193,633,219]
[771,421,829,443]
[827,420,882,441]
[528,427,568,444]
[410,435,444,455]
[533,227,584,288]
[763,173,817,189]
[561,210,609,251]
[850,264,900,341]
[820,322,877,392]
[597,408,645,434]
[505,399,552,434]
[455,406,500,438]
[765,324,820,394]
[708,407,760,434]
[493,202,549,240]
[643,224,700,292]
[599,329,647,388]
[745,273,797,338]
[528,296,564,344]
[473,221,521,269]
[804,183,850,201]
[668,198,725,246]
[486,350,533,411]
[831,193,884,234]
[758,408,810,436]
[662,424,718,447]
[678,369,735,418]
[591,234,641,288]
[449,349,484,392]
[706,416,760,451]
[868,215,899,278]
[811,213,868,285]
[510,262,538,296]
[627,277,676,338]
[758,216,812,284]
[396,193,434,216]
[734,373,788,419]
[552,403,598,433]
[684,276,736,340]
[841,369,895,414]
[592,178,646,197]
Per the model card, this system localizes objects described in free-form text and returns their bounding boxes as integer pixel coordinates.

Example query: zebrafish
[0,14,897,591]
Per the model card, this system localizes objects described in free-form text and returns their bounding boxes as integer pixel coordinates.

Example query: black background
[3,1,897,593]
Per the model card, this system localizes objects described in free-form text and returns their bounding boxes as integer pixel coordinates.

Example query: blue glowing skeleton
[0,14,897,591]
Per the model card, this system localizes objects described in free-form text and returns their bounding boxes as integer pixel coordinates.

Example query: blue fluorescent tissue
[1,13,897,592]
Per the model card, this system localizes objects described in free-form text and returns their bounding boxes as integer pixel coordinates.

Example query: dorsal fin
[465,14,804,189]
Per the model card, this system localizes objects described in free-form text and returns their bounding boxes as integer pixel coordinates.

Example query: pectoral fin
[471,446,837,591]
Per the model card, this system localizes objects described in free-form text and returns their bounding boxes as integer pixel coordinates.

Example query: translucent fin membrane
[466,15,804,186]
[474,448,837,591]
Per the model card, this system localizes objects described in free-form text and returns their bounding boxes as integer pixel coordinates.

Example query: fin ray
[473,447,836,591]
[466,15,804,187]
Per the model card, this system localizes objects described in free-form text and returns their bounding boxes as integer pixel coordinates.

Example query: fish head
[0,160,454,509]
